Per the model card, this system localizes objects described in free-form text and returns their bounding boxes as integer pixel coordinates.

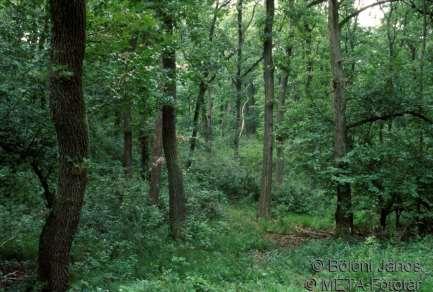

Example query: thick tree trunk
[148,112,163,205]
[161,14,186,240]
[328,0,353,237]
[258,0,274,219]
[122,101,133,177]
[38,0,89,291]
[234,0,243,159]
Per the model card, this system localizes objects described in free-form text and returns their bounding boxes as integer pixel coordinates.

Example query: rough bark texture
[234,0,243,159]
[38,0,89,291]
[328,0,353,237]
[161,14,186,240]
[258,0,274,219]
[148,112,163,205]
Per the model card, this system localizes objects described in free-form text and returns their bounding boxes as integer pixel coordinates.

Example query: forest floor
[106,206,433,292]
[2,204,433,291]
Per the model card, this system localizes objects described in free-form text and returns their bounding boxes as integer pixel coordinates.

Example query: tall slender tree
[148,112,163,205]
[38,0,89,290]
[160,10,186,240]
[328,0,353,236]
[258,0,275,219]
[234,0,244,159]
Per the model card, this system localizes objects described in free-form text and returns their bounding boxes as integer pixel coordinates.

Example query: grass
[71,205,433,291]
[2,201,433,291]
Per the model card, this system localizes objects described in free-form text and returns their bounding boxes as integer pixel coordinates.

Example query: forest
[1,0,433,291]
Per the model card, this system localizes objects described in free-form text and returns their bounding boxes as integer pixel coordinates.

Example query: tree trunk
[38,0,88,290]
[139,129,150,180]
[187,80,207,168]
[204,86,213,152]
[258,0,274,219]
[122,101,133,177]
[234,0,243,159]
[275,46,292,186]
[328,0,353,237]
[148,112,163,205]
[161,14,186,240]
[304,23,313,98]
[121,35,138,178]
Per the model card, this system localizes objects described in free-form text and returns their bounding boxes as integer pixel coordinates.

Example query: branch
[244,1,259,35]
[239,96,250,138]
[31,161,55,209]
[348,111,433,129]
[403,0,433,17]
[340,0,401,27]
[307,0,327,8]
[240,55,264,79]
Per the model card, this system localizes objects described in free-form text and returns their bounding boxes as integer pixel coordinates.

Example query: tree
[234,0,244,159]
[258,0,275,219]
[38,0,89,290]
[160,10,187,240]
[148,111,163,205]
[328,0,353,236]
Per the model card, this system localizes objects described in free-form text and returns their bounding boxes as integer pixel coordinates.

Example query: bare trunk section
[204,87,213,152]
[186,2,221,165]
[122,100,133,177]
[121,35,138,178]
[275,70,289,186]
[187,80,207,168]
[139,129,150,181]
[328,0,353,237]
[38,0,88,290]
[148,112,163,205]
[275,46,292,186]
[161,14,186,240]
[258,0,274,219]
[304,23,313,98]
[234,0,244,159]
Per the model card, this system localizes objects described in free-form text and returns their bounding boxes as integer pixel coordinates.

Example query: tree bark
[187,2,221,165]
[187,80,207,168]
[234,0,244,159]
[38,0,89,290]
[204,86,213,152]
[275,46,292,186]
[328,0,353,237]
[161,13,186,240]
[122,100,133,177]
[139,128,151,180]
[121,35,138,178]
[304,23,314,98]
[258,0,274,219]
[148,112,163,205]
